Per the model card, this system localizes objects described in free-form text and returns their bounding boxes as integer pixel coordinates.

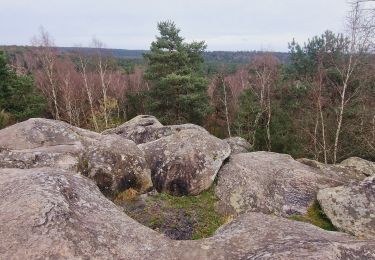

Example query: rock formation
[139,128,230,196]
[224,136,252,155]
[340,157,375,176]
[1,117,375,259]
[297,158,369,181]
[0,118,152,195]
[1,167,374,259]
[318,175,375,239]
[215,152,354,216]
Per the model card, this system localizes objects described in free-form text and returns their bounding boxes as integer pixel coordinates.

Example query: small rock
[340,157,375,176]
[224,136,252,155]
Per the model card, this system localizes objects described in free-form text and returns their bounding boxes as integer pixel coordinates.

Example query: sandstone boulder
[102,115,169,144]
[139,129,231,196]
[340,157,375,176]
[215,152,348,216]
[1,167,375,259]
[317,175,375,239]
[103,115,209,144]
[79,134,152,197]
[224,136,252,155]
[0,118,152,195]
[0,118,96,170]
[297,158,368,181]
[0,117,100,150]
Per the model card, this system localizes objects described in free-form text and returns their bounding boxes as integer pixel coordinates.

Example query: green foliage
[144,21,211,125]
[0,50,46,128]
[289,200,337,231]
[0,110,11,129]
[234,87,303,157]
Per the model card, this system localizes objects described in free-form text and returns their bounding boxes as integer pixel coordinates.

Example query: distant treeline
[1,2,375,164]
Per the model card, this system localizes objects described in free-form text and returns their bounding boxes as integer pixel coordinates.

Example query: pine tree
[144,21,210,125]
[0,50,46,128]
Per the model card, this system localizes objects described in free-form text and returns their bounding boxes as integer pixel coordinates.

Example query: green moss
[289,200,337,231]
[152,187,225,239]
[77,157,90,177]
[149,216,164,228]
[122,187,226,240]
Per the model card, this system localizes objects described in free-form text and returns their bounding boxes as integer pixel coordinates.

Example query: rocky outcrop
[0,118,97,170]
[1,167,375,260]
[103,115,209,144]
[139,129,231,196]
[80,134,152,197]
[224,136,252,155]
[317,175,375,239]
[0,118,152,195]
[297,158,368,181]
[340,157,375,176]
[215,152,349,216]
[102,115,169,144]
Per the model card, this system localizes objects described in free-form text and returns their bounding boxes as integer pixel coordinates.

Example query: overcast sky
[0,0,350,51]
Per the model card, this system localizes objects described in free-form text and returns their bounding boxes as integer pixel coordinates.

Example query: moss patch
[289,200,337,231]
[116,187,226,240]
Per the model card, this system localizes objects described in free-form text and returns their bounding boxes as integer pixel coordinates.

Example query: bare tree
[248,54,280,150]
[77,51,99,130]
[92,38,111,129]
[31,27,61,120]
[332,1,372,163]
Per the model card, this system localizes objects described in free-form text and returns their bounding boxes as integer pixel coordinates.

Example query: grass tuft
[121,187,226,240]
[289,199,337,231]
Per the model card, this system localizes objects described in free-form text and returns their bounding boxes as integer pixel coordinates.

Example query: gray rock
[318,175,375,239]
[340,157,375,176]
[0,118,95,170]
[0,118,152,195]
[215,152,348,216]
[298,158,368,181]
[210,212,375,259]
[224,136,252,155]
[0,117,100,150]
[80,134,153,197]
[1,167,375,259]
[103,115,209,144]
[102,115,169,144]
[139,129,231,196]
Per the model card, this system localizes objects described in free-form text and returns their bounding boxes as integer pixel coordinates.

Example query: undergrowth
[289,200,337,231]
[117,187,227,240]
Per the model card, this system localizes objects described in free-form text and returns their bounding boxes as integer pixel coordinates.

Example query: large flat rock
[215,152,350,216]
[1,167,374,259]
